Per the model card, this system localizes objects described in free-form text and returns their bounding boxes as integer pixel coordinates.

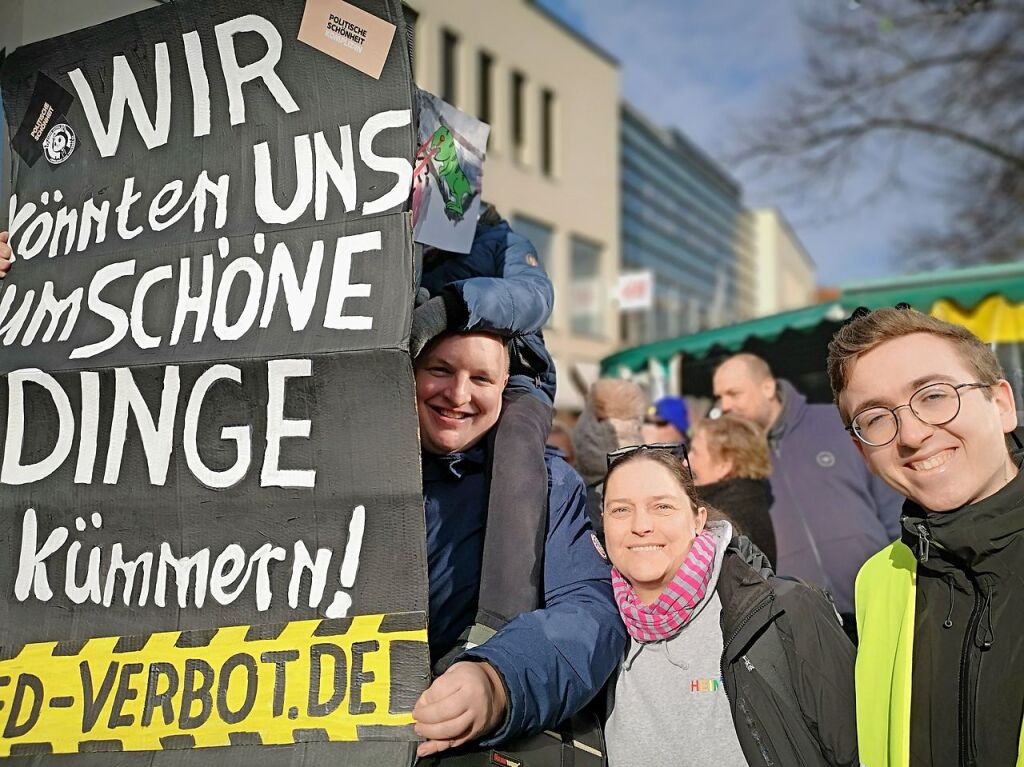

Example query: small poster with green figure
[412,89,488,254]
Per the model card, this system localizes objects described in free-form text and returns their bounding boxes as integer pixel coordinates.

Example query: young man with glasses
[827,307,1023,767]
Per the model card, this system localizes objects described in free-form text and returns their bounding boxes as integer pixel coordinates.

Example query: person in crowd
[601,444,857,767]
[713,352,902,633]
[641,395,689,444]
[688,413,777,565]
[545,420,576,466]
[411,205,555,636]
[571,378,647,537]
[413,330,624,758]
[827,306,1024,767]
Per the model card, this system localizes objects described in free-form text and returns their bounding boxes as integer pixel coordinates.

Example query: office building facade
[619,103,755,346]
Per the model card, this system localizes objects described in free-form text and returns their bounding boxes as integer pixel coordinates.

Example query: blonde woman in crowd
[688,414,777,565]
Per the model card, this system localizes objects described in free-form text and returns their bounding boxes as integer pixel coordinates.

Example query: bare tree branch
[733,0,1024,267]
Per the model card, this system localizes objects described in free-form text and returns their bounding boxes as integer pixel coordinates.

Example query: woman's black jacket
[717,536,858,767]
[699,477,777,566]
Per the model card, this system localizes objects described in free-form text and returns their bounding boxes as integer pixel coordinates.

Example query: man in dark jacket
[413,208,556,634]
[412,330,624,759]
[827,307,1023,767]
[713,353,902,627]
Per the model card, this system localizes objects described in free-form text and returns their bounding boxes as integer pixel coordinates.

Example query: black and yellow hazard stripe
[0,611,428,756]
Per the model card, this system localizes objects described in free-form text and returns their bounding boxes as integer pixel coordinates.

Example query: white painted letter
[253,135,313,224]
[70,260,135,359]
[215,14,299,126]
[2,369,74,485]
[104,366,180,485]
[68,42,172,158]
[360,110,413,215]
[184,364,251,489]
[324,232,376,330]
[262,358,315,487]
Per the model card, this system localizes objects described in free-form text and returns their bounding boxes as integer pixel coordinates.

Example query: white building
[747,208,816,317]
[405,0,621,410]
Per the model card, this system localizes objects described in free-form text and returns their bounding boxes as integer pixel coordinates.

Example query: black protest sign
[0,0,428,762]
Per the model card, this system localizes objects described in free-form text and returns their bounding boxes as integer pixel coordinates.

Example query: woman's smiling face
[603,457,706,604]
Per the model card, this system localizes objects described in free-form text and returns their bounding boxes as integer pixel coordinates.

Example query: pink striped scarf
[611,530,718,643]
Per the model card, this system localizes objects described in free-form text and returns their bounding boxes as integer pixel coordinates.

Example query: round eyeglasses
[848,382,992,446]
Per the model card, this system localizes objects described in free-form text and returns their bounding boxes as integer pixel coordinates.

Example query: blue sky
[537,0,942,287]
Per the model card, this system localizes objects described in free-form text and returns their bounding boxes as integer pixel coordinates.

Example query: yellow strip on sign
[0,612,428,757]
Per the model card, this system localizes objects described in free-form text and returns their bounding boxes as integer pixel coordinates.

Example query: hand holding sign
[0,231,11,278]
[412,661,508,757]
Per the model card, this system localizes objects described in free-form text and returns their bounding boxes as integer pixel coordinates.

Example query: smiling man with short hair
[827,307,1024,767]
[411,330,624,759]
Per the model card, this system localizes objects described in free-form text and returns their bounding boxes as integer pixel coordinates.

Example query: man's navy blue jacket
[767,379,903,615]
[420,217,556,404]
[422,446,625,744]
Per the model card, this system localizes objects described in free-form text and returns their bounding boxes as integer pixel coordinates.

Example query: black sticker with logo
[11,71,74,167]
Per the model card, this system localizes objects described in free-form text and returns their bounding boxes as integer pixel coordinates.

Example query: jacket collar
[716,536,779,662]
[422,445,487,482]
[900,442,1024,576]
[767,379,807,446]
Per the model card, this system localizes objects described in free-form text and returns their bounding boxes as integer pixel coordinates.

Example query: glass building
[619,102,755,346]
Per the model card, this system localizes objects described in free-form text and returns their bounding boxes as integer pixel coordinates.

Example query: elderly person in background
[571,378,647,537]
[688,413,777,566]
[642,395,689,444]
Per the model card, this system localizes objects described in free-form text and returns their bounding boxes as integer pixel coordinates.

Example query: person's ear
[694,505,708,535]
[992,379,1018,433]
[763,377,777,400]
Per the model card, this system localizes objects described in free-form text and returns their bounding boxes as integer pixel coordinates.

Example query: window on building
[478,51,493,125]
[512,215,555,327]
[570,235,604,338]
[540,88,555,176]
[511,70,526,158]
[441,28,459,105]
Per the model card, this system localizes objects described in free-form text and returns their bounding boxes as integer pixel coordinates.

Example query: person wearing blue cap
[642,396,690,444]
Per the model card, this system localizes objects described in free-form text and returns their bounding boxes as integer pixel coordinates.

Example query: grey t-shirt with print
[604,522,746,767]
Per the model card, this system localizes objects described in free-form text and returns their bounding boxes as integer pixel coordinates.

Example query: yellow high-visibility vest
[854,541,1024,767]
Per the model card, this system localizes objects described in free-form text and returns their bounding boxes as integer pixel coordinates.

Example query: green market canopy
[601,261,1024,403]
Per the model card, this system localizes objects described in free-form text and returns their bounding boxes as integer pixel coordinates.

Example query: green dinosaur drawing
[428,125,474,220]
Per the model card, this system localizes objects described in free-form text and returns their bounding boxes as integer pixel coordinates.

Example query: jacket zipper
[958,577,985,767]
[720,597,774,765]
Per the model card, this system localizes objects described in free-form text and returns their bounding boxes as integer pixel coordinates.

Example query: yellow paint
[930,295,1024,344]
[0,613,427,756]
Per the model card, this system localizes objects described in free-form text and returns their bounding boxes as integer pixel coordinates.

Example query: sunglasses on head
[606,442,689,471]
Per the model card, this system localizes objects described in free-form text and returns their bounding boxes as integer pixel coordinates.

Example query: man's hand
[412,660,508,758]
[0,231,12,279]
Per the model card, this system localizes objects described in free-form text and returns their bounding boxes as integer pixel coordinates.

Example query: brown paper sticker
[298,0,397,80]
